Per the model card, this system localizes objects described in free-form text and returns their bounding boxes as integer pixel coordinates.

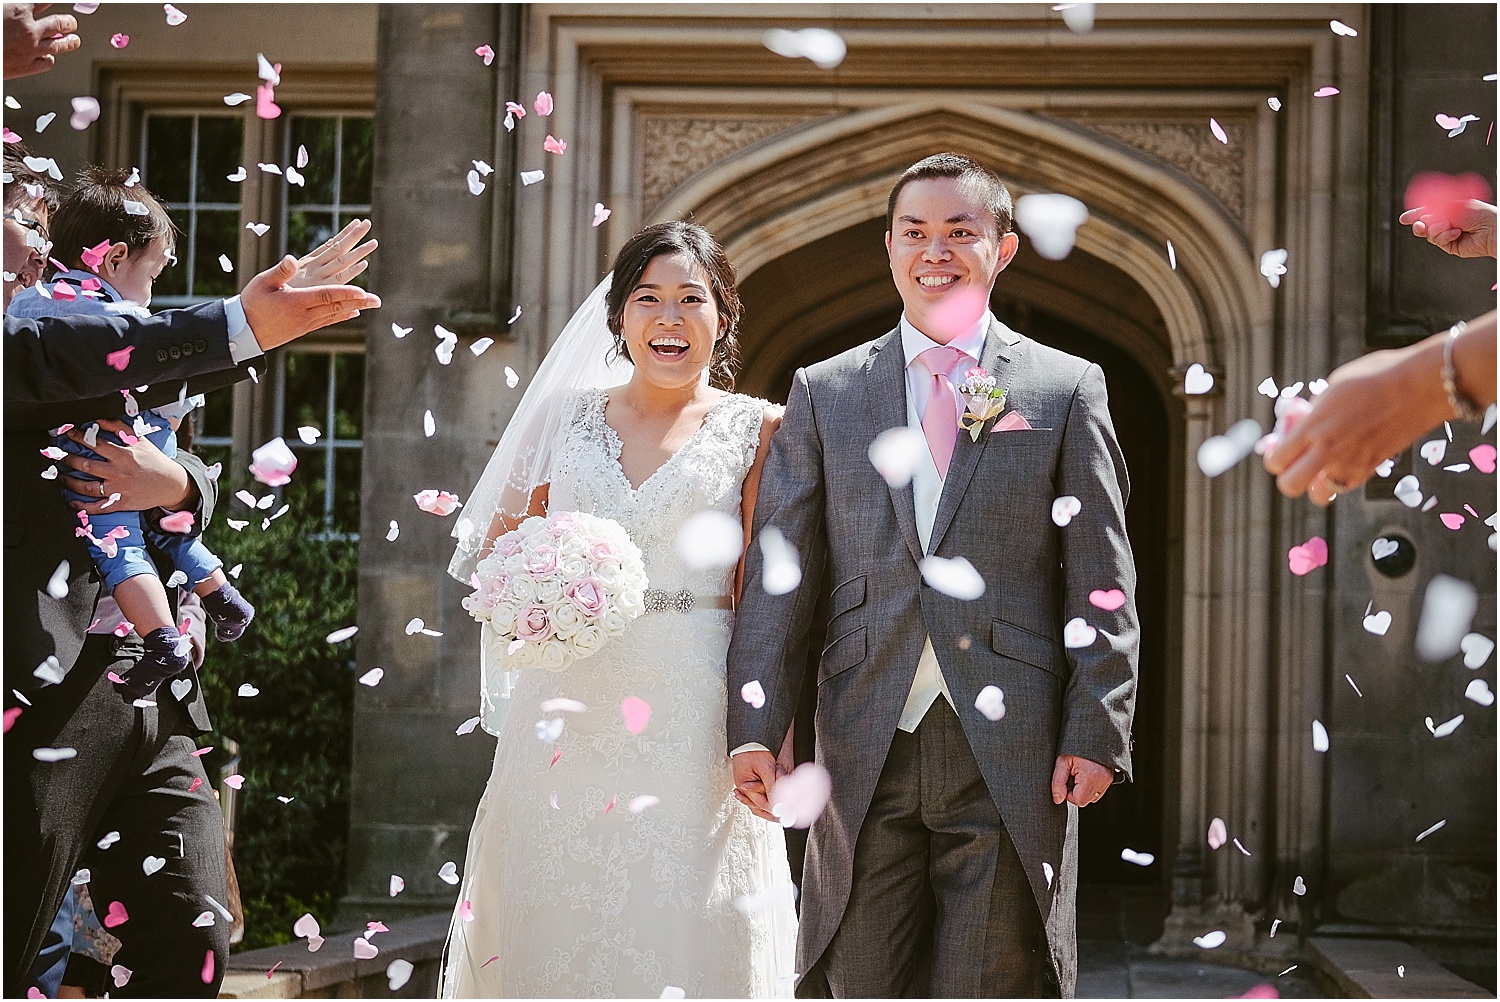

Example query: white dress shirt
[895,311,992,732]
[730,311,993,758]
[224,295,265,363]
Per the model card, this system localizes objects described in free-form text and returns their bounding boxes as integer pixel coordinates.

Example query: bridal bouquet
[462,511,647,671]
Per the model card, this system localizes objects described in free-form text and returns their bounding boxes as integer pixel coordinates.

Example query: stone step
[1307,936,1493,999]
[219,911,451,998]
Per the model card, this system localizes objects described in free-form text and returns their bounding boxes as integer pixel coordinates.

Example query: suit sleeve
[144,447,219,537]
[3,301,235,409]
[726,367,829,754]
[1055,363,1139,779]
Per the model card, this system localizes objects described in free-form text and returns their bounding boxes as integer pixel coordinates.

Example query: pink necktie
[914,346,966,479]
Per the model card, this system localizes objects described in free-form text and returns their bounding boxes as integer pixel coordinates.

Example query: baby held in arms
[10,167,254,699]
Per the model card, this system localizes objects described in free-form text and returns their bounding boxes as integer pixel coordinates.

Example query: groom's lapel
[927,319,1024,556]
[865,329,924,564]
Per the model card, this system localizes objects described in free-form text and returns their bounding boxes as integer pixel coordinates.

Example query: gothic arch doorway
[736,215,1176,929]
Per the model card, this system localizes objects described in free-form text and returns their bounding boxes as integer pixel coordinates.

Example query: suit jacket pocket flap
[991,619,1067,679]
[828,575,866,618]
[819,625,866,684]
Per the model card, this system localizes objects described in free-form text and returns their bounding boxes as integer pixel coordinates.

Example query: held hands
[3,4,81,79]
[61,418,193,515]
[240,255,382,352]
[1052,754,1113,808]
[732,749,782,823]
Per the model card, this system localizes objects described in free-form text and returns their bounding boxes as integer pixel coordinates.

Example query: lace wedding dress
[440,388,798,999]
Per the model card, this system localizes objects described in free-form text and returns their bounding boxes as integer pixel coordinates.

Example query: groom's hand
[732,750,781,823]
[1052,754,1113,808]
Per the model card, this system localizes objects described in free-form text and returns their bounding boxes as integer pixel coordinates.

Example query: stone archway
[649,102,1292,948]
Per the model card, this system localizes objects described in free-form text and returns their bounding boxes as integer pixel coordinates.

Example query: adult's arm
[4,300,235,409]
[1054,364,1140,781]
[725,370,829,793]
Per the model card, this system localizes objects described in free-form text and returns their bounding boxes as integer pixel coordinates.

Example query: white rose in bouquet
[534,577,564,607]
[601,606,629,636]
[538,639,569,671]
[550,601,585,640]
[571,625,606,658]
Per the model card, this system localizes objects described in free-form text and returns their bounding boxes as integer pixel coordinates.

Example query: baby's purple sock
[202,581,255,642]
[116,626,190,702]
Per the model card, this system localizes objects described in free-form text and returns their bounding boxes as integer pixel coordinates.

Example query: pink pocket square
[990,410,1033,433]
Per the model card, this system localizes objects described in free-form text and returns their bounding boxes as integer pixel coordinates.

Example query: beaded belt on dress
[643,589,734,613]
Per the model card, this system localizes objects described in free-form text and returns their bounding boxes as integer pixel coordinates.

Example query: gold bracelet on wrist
[1441,321,1482,422]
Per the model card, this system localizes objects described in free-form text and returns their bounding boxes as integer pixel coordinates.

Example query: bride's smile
[619,251,724,388]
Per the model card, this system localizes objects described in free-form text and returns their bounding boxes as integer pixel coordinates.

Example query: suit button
[195,339,208,353]
[182,342,193,356]
[156,349,168,363]
[169,345,180,359]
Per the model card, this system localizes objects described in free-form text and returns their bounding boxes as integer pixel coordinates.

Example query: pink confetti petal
[200,948,214,984]
[549,747,561,768]
[188,777,202,793]
[1440,512,1465,530]
[534,91,554,116]
[158,510,195,533]
[103,900,129,928]
[2,128,21,144]
[414,489,462,516]
[104,344,135,371]
[603,795,616,814]
[3,707,21,733]
[592,202,611,227]
[1088,588,1126,611]
[80,238,112,270]
[924,285,989,343]
[475,44,495,65]
[191,746,213,757]
[620,696,651,734]
[224,774,246,789]
[28,989,44,999]
[52,280,77,302]
[1469,444,1496,474]
[1287,536,1328,576]
[249,437,298,486]
[366,920,388,934]
[115,429,138,446]
[70,96,100,131]
[543,134,567,155]
[740,680,766,708]
[110,32,129,48]
[458,899,475,922]
[1209,117,1228,145]
[1238,987,1279,999]
[1313,86,1340,97]
[481,955,499,969]
[504,101,526,119]
[1208,817,1227,849]
[266,961,282,979]
[255,82,281,120]
[110,964,132,988]
[1436,114,1463,130]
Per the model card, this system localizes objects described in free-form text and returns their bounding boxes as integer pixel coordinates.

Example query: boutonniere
[957,367,1007,441]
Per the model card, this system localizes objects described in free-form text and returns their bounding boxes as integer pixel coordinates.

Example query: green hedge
[196,507,359,950]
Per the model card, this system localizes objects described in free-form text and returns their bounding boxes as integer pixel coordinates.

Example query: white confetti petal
[919,555,986,600]
[759,526,802,595]
[1311,719,1329,752]
[676,510,743,571]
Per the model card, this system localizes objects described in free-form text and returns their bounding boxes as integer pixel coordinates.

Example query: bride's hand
[732,750,781,823]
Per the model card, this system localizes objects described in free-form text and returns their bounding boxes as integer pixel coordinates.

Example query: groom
[728,153,1139,998]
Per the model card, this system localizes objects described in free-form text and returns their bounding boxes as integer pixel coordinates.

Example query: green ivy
[197,508,359,950]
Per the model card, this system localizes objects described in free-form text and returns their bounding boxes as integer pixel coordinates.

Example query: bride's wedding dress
[441,388,798,999]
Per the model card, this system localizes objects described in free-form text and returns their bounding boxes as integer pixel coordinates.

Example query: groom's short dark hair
[886,154,1013,238]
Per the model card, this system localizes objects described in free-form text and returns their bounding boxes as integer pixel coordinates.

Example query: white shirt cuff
[731,742,771,757]
[223,295,264,362]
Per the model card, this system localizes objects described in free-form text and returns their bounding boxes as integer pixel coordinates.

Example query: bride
[440,222,798,998]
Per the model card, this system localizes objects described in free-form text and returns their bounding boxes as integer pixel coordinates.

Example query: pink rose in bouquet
[524,543,560,577]
[566,578,608,619]
[587,537,621,564]
[514,604,554,643]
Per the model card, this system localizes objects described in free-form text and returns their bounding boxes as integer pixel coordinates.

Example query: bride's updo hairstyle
[606,221,742,391]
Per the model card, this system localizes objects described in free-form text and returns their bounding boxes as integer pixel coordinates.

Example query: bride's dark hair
[605,221,742,391]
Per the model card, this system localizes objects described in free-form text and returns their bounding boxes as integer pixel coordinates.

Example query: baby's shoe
[202,581,255,642]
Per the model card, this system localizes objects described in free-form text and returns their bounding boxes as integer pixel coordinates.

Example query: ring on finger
[96,480,107,497]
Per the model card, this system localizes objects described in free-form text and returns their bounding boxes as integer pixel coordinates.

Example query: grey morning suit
[727,320,1140,998]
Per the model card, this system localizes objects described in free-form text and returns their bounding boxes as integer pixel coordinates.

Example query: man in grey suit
[728,153,1139,998]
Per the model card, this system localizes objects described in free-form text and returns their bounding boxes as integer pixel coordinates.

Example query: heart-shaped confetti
[46,562,70,600]
[387,959,414,990]
[475,44,495,65]
[358,667,384,687]
[1015,194,1089,261]
[1063,617,1097,649]
[1469,444,1496,474]
[1183,363,1214,395]
[414,489,462,516]
[293,913,320,940]
[740,680,766,708]
[1439,512,1464,530]
[143,855,166,876]
[1465,678,1495,706]
[1121,848,1155,866]
[98,831,121,849]
[1371,537,1399,561]
[1419,439,1446,465]
[1293,875,1307,895]
[1089,589,1126,611]
[1461,633,1495,669]
[110,32,129,47]
[353,937,379,960]
[103,900,129,927]
[69,96,100,131]
[238,683,260,697]
[224,774,245,789]
[1194,930,1227,949]
[1362,610,1391,636]
[534,91,554,116]
[158,510,195,533]
[1259,248,1288,288]
[163,3,186,25]
[1051,495,1082,526]
[72,868,91,885]
[110,964,132,988]
[466,170,485,196]
[593,203,611,227]
[1392,474,1423,508]
[226,166,248,181]
[390,874,405,896]
[974,685,1006,721]
[438,861,460,884]
[919,555,986,599]
[621,696,651,734]
[170,678,192,701]
[1207,817,1227,849]
[769,761,832,828]
[534,717,563,742]
[3,707,21,733]
[1287,536,1328,576]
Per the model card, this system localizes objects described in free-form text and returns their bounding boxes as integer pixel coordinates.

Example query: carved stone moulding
[638,112,832,216]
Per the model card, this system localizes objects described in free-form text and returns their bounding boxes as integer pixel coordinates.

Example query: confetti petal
[387,959,414,991]
[438,861,460,885]
[1416,575,1477,662]
[249,437,298,486]
[740,680,766,708]
[1314,86,1340,97]
[110,32,129,48]
[1194,930,1227,949]
[520,169,545,186]
[1121,848,1155,866]
[974,685,1006,721]
[69,97,100,131]
[1330,19,1358,36]
[676,510,743,570]
[761,26,846,69]
[390,874,405,895]
[759,526,802,595]
[1461,633,1495,669]
[1063,617,1097,649]
[592,203,611,227]
[1287,536,1328,576]
[358,667,384,687]
[1015,193,1089,260]
[868,426,927,488]
[534,91,554,116]
[327,625,359,644]
[1209,118,1228,145]
[1183,363,1214,395]
[1311,719,1329,752]
[542,134,567,155]
[621,696,652,734]
[919,555,986,600]
[1089,588,1127,611]
[475,44,495,66]
[770,761,832,828]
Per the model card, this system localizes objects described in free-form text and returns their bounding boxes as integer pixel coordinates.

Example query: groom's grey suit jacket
[727,320,1139,997]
